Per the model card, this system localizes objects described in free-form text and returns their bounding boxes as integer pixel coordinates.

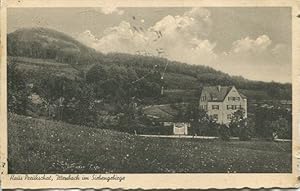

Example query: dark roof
[143,104,176,122]
[239,93,247,99]
[201,86,233,102]
[143,103,188,122]
[201,85,247,101]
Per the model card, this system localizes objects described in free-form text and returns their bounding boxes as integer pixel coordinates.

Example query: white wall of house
[221,86,247,124]
[199,86,247,125]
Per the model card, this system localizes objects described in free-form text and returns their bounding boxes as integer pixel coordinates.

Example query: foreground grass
[8,114,292,173]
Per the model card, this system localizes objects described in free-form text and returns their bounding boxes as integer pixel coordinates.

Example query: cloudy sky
[8,7,291,83]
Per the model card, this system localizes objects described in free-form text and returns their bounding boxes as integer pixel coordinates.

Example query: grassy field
[8,114,292,174]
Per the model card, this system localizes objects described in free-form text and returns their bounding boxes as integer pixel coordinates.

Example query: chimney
[217,85,221,92]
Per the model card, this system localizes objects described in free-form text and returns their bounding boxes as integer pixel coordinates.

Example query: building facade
[199,85,247,125]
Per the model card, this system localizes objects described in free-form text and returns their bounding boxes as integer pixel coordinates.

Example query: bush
[266,117,291,140]
[218,125,230,141]
[229,110,254,141]
[239,126,252,141]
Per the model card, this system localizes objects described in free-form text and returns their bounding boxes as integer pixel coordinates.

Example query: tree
[254,107,291,140]
[229,109,254,141]
[183,103,200,135]
[266,117,290,140]
[218,124,230,141]
[86,64,108,83]
[7,62,30,114]
[118,98,140,133]
[196,110,219,136]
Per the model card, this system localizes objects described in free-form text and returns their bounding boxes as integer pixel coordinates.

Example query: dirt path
[138,134,218,139]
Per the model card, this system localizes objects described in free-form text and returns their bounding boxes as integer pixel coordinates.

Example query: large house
[199,85,247,125]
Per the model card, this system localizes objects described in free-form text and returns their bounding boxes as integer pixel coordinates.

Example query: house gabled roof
[201,85,246,102]
[239,93,247,99]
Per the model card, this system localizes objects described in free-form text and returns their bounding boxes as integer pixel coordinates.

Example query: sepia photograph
[6,6,293,174]
[1,0,299,189]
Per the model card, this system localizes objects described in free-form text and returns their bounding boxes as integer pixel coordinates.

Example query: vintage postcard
[0,0,299,189]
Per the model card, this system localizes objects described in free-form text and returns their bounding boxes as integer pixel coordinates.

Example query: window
[229,97,236,101]
[201,96,206,101]
[227,114,232,120]
[212,105,219,110]
[227,105,240,110]
[200,105,208,110]
[228,97,241,101]
[212,114,218,121]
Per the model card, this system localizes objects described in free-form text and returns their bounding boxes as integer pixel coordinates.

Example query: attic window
[212,105,219,110]
[228,97,241,101]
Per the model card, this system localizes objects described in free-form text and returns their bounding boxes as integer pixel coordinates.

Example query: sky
[7,7,291,83]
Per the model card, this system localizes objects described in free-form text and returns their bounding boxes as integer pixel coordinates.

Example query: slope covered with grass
[8,114,292,174]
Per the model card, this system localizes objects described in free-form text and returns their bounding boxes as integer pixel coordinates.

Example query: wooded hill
[8,27,291,103]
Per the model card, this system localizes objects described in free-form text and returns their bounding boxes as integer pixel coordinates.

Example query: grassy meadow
[8,114,292,174]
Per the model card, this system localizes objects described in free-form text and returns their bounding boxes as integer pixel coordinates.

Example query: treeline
[8,61,292,139]
[171,103,291,140]
[8,60,163,130]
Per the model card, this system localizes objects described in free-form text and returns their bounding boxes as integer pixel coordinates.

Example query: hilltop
[8,27,98,63]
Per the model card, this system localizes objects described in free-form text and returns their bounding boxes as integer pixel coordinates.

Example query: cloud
[76,9,291,83]
[77,30,99,47]
[100,6,124,15]
[77,8,217,65]
[230,35,272,54]
[214,35,291,82]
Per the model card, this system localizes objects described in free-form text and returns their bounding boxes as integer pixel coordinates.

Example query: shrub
[266,117,291,140]
[239,126,252,141]
[218,124,230,141]
[229,109,254,141]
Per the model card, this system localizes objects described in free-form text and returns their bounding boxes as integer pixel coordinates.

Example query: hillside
[7,27,292,101]
[8,56,80,80]
[7,27,99,70]
[8,114,292,173]
[8,27,97,57]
